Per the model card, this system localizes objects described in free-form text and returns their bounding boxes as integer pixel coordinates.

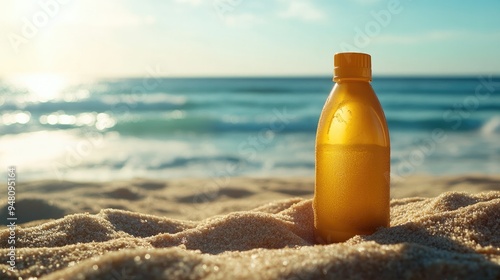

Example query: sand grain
[1,188,499,279]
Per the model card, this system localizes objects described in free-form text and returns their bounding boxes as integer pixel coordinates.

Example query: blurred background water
[1,75,499,181]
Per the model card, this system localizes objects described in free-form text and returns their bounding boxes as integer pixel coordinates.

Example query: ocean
[1,76,499,182]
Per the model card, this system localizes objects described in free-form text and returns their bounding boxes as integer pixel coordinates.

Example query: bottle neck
[333,77,371,83]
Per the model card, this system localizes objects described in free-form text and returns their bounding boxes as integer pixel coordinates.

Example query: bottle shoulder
[317,83,389,146]
[331,81,376,96]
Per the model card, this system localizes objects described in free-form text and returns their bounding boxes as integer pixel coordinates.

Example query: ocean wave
[387,118,480,131]
[481,116,500,135]
[0,94,321,115]
[108,115,318,135]
[3,113,498,136]
[106,115,496,135]
[149,155,243,169]
[383,101,500,112]
[1,96,188,114]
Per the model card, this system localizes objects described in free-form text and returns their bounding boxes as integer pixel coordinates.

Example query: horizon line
[91,74,500,79]
[2,73,499,81]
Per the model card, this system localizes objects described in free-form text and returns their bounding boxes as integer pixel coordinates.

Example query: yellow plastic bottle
[313,52,390,244]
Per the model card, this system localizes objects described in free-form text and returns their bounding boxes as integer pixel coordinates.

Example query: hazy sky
[1,0,500,77]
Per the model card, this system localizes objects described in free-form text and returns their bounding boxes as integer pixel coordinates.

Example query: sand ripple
[1,191,499,279]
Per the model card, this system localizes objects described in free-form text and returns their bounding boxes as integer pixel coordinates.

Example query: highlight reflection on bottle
[313,52,390,244]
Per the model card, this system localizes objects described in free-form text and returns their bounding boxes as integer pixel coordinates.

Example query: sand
[0,175,499,279]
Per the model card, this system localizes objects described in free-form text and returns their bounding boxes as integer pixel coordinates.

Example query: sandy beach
[2,0,499,279]
[0,175,499,279]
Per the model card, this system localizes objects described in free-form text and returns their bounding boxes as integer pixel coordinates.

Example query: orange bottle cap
[334,52,371,81]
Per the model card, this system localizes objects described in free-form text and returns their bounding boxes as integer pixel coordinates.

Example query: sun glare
[12,73,69,102]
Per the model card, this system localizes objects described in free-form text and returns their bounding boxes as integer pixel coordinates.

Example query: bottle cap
[334,52,371,81]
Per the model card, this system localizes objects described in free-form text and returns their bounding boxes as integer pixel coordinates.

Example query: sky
[1,0,500,78]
